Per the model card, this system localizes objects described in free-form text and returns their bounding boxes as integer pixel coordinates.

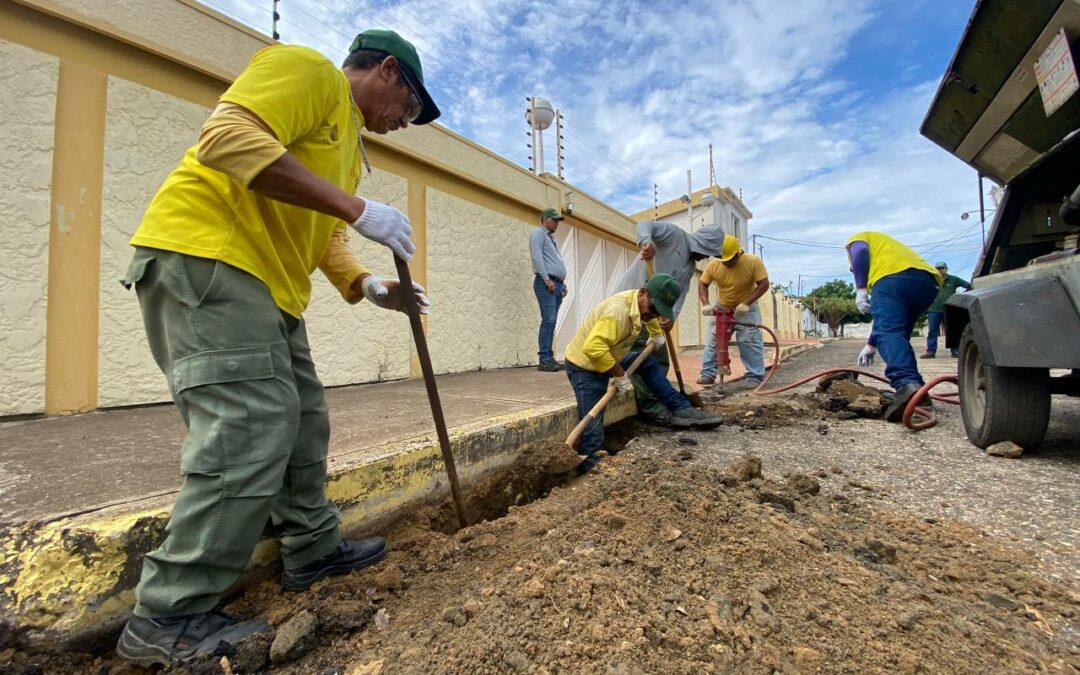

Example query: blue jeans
[565,352,690,458]
[925,311,953,356]
[700,303,766,381]
[871,269,939,389]
[533,275,565,362]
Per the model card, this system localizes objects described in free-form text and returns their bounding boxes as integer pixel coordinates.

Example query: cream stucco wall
[16,0,269,80]
[0,40,57,415]
[305,169,412,386]
[426,189,538,372]
[98,76,210,407]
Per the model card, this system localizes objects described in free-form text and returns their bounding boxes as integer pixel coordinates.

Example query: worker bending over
[116,30,439,666]
[616,220,725,424]
[846,231,941,421]
[564,274,722,473]
[697,235,769,389]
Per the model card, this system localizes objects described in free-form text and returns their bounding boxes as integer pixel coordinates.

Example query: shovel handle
[564,343,656,448]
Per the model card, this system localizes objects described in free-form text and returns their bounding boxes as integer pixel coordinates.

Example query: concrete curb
[0,392,637,647]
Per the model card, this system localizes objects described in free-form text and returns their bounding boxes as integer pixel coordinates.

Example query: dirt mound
[6,446,1079,674]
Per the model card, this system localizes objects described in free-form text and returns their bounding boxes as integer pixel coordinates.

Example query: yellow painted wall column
[44,61,107,414]
[408,178,427,378]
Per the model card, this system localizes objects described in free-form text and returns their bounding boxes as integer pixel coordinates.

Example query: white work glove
[612,376,633,394]
[349,199,416,261]
[855,288,871,314]
[857,344,876,367]
[647,334,666,350]
[734,303,750,318]
[361,275,430,314]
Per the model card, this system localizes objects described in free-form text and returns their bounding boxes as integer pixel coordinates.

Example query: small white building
[633,186,753,249]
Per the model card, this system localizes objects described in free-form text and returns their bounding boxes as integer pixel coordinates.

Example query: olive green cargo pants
[124,248,342,618]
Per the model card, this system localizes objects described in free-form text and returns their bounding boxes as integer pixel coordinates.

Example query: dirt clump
[7,445,1080,674]
[815,374,887,418]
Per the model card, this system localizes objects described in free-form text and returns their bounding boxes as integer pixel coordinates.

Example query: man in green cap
[921,262,971,359]
[563,274,722,473]
[116,29,440,666]
[530,208,569,371]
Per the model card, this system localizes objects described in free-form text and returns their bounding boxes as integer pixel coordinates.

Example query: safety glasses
[396,65,422,123]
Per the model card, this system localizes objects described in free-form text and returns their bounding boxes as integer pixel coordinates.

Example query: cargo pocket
[173,346,293,497]
[120,249,157,290]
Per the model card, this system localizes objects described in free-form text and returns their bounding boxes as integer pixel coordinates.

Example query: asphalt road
[668,338,1080,587]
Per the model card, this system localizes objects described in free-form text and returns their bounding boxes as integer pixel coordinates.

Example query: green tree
[801,280,869,337]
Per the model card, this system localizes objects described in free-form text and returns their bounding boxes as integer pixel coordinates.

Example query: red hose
[729,321,959,431]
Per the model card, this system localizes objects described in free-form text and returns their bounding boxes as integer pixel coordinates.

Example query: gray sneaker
[669,407,723,429]
[116,609,270,667]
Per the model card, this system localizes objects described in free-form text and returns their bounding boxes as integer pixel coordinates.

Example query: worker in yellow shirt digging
[115,30,438,667]
[564,274,723,473]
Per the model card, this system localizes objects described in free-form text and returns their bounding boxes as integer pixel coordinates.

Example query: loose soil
[6,413,1079,674]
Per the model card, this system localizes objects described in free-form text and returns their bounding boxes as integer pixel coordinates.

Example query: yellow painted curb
[0,393,636,648]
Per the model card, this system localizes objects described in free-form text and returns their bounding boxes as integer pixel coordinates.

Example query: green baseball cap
[934,261,948,269]
[349,29,441,125]
[540,208,564,221]
[644,273,680,320]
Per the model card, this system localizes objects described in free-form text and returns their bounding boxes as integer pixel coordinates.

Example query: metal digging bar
[394,255,468,529]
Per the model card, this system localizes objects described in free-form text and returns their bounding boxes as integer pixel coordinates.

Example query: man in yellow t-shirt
[845,231,941,422]
[564,275,722,473]
[696,235,771,387]
[116,30,440,667]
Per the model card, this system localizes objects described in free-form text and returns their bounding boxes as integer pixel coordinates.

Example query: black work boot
[884,383,922,422]
[537,361,561,372]
[282,538,388,592]
[116,609,270,667]
[669,407,724,429]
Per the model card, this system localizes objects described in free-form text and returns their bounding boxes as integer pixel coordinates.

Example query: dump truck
[920,0,1080,450]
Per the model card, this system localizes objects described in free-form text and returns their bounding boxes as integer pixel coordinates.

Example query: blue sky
[208,0,987,290]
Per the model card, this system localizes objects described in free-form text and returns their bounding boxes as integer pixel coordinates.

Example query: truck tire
[958,325,1051,450]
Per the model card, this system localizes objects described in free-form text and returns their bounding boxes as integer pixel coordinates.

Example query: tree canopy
[801,280,869,336]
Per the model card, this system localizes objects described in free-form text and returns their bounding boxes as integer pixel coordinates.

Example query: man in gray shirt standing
[530,208,569,371]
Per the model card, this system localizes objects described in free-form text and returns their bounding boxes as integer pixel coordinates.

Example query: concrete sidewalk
[0,368,576,523]
[0,340,820,644]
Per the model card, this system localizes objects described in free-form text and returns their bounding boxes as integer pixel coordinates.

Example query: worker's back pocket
[120,248,157,290]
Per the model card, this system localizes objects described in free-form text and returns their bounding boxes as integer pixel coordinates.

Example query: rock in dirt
[986,593,1023,612]
[502,650,530,672]
[986,441,1023,458]
[829,410,859,420]
[817,372,856,391]
[848,394,885,417]
[758,491,796,513]
[463,599,483,617]
[604,512,629,530]
[372,565,406,591]
[440,605,468,627]
[819,396,849,412]
[662,526,683,542]
[520,577,545,599]
[724,455,762,482]
[345,659,384,675]
[866,539,898,564]
[270,610,318,664]
[787,473,821,496]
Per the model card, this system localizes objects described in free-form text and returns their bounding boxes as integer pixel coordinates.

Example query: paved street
[658,338,1080,586]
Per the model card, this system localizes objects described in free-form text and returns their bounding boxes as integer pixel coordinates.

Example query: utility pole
[978,172,987,247]
[708,143,716,187]
[272,0,280,40]
[555,110,565,180]
[653,183,658,219]
[686,169,693,231]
